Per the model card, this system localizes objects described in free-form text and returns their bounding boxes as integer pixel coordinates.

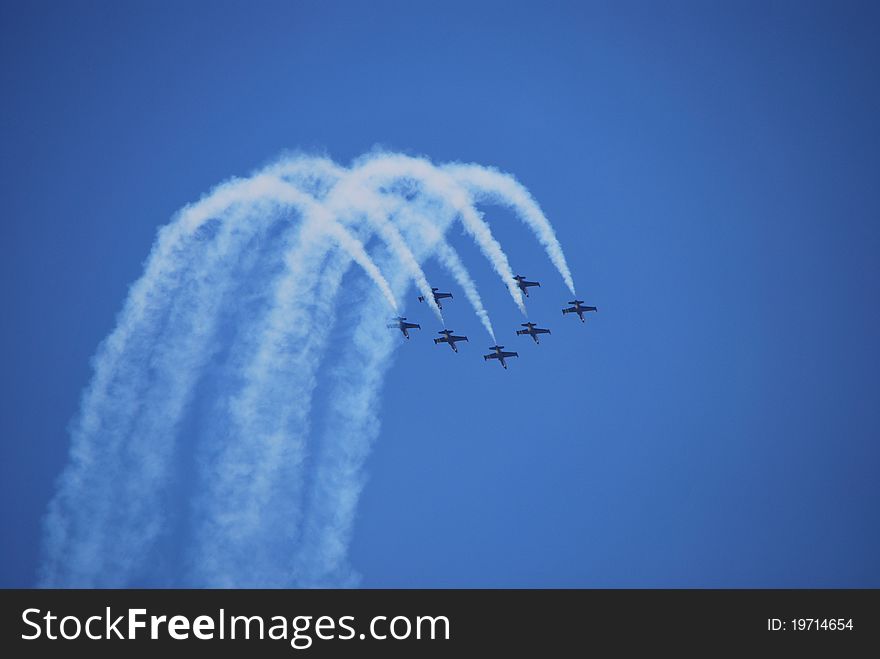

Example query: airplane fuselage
[389,319,421,339]
[484,346,518,369]
[420,289,453,309]
[435,332,467,352]
[517,325,551,343]
[516,281,540,297]
[563,302,597,322]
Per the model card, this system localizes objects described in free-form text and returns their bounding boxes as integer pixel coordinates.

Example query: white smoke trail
[181,173,400,312]
[434,241,496,341]
[289,157,584,586]
[41,169,394,586]
[189,170,447,584]
[189,237,351,586]
[187,160,491,586]
[39,222,194,585]
[274,157,447,322]
[184,168,449,585]
[445,163,577,295]
[289,164,508,585]
[326,173,444,321]
[352,153,527,314]
[291,260,410,587]
[273,154,505,328]
[396,206,496,341]
[40,200,293,585]
[41,152,574,587]
[321,220,398,313]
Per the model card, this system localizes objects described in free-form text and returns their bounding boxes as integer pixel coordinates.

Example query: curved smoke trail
[351,153,528,314]
[446,163,577,296]
[398,207,496,341]
[40,152,576,587]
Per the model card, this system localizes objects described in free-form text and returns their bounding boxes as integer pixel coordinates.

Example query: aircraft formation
[389,275,597,370]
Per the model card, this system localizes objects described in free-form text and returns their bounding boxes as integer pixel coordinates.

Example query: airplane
[433,329,468,352]
[562,300,598,323]
[418,287,453,309]
[387,316,421,339]
[516,322,551,344]
[513,275,541,297]
[483,345,519,369]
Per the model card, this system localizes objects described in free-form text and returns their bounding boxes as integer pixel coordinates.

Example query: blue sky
[2,0,879,587]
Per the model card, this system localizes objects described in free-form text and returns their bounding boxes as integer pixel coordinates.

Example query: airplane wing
[483,353,498,360]
[501,351,518,358]
[563,306,576,314]
[451,335,468,342]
